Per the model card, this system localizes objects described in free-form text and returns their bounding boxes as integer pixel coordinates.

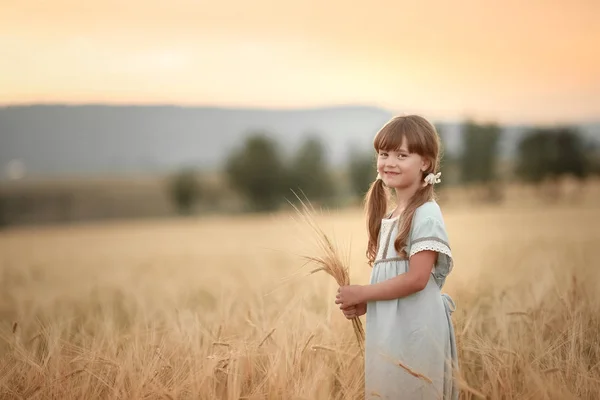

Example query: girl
[335,115,458,399]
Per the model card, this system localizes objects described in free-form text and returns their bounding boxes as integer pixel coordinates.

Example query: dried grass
[288,194,365,351]
[1,203,600,399]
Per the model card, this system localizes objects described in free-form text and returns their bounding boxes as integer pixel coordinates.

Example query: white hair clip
[376,172,382,180]
[424,172,441,185]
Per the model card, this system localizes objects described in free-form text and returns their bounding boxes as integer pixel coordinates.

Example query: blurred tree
[287,136,336,205]
[348,148,376,199]
[515,131,549,183]
[590,141,600,176]
[225,133,286,211]
[459,121,502,202]
[169,168,202,215]
[516,127,589,200]
[460,121,500,183]
[0,195,6,228]
[554,128,589,178]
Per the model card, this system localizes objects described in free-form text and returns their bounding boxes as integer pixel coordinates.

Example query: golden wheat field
[1,204,600,399]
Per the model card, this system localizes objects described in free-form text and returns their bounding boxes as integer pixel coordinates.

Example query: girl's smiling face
[377,137,429,190]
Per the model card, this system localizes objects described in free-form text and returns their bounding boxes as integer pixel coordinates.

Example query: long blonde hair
[364,115,442,265]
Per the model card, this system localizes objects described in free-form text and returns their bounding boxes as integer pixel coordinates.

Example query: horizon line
[1,101,599,126]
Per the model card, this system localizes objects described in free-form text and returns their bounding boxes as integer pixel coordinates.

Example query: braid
[364,178,388,266]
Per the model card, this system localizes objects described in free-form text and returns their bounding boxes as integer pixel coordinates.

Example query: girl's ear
[421,157,432,172]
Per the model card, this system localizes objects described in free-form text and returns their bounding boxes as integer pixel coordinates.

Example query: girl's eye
[380,152,388,157]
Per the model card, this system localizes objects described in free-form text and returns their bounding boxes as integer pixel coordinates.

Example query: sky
[1,0,599,123]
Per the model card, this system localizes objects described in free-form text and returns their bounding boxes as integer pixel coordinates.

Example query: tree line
[169,122,599,214]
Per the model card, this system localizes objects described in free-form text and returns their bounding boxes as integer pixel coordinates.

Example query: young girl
[335,115,458,399]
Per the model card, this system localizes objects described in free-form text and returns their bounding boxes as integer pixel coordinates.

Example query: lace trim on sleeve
[409,239,452,259]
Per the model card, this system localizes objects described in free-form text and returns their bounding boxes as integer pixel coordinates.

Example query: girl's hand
[335,285,365,308]
[340,302,367,319]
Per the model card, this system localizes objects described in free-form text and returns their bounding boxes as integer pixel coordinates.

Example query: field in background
[2,174,600,227]
[1,204,600,399]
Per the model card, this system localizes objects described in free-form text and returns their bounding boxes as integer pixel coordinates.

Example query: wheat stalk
[289,193,365,351]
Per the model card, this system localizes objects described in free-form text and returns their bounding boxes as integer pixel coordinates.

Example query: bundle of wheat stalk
[290,195,366,351]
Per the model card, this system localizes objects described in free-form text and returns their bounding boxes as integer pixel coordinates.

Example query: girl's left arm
[336,250,437,307]
[337,213,452,307]
[360,250,437,302]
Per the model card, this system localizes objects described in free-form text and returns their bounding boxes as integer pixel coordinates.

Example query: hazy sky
[1,0,598,123]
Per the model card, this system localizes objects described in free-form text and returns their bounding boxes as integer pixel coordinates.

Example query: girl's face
[376,138,429,190]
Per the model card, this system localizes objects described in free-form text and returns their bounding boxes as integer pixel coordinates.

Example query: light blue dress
[365,200,458,399]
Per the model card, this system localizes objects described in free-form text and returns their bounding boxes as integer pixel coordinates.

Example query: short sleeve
[409,216,453,287]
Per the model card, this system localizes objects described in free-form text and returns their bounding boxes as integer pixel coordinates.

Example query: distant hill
[1,105,598,180]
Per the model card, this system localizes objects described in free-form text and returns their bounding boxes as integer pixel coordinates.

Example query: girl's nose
[384,158,398,168]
